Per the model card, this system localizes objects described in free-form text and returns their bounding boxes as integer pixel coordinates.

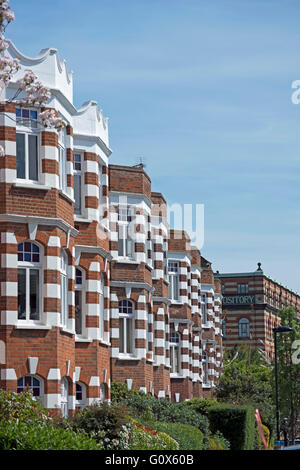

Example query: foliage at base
[0,420,102,450]
[140,420,204,450]
[130,422,179,450]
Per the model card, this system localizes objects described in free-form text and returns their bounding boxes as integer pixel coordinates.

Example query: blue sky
[8,0,300,292]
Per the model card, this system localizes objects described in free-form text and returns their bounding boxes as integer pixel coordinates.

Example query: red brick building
[0,41,223,415]
[215,264,300,360]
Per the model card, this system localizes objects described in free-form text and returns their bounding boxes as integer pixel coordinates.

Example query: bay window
[17,242,41,321]
[119,299,134,355]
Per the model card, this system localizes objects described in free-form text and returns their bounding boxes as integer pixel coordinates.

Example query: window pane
[119,318,124,353]
[118,225,125,256]
[74,174,81,214]
[29,269,39,320]
[75,290,82,335]
[16,133,26,179]
[18,269,26,319]
[28,135,38,181]
[126,318,133,354]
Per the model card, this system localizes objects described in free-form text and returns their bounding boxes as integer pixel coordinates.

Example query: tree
[275,307,300,443]
[0,0,65,156]
[215,345,275,432]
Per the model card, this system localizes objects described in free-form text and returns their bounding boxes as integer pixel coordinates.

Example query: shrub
[0,420,102,450]
[111,382,144,403]
[141,421,204,450]
[130,423,179,450]
[118,393,210,444]
[207,404,256,450]
[67,402,131,450]
[208,431,230,450]
[0,390,50,425]
[185,397,219,416]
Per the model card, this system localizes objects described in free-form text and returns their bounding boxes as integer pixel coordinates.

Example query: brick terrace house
[215,264,300,360]
[0,41,223,415]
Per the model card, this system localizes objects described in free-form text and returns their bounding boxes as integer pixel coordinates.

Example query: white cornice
[75,245,112,261]
[0,214,78,237]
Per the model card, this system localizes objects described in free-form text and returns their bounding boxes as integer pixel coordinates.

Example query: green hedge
[185,398,219,416]
[130,423,179,450]
[142,421,204,450]
[113,390,210,443]
[0,421,102,450]
[207,405,256,450]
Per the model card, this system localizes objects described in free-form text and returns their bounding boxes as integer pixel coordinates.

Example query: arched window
[238,318,250,338]
[61,376,69,418]
[17,375,42,399]
[169,331,180,374]
[119,300,134,355]
[75,268,84,335]
[201,293,207,324]
[75,381,86,408]
[60,250,68,328]
[17,242,41,321]
[99,274,105,340]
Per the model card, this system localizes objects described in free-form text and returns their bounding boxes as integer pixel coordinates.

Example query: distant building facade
[215,264,300,360]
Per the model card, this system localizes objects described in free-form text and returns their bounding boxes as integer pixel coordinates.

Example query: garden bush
[0,420,102,450]
[130,422,179,450]
[67,402,131,450]
[185,397,219,416]
[141,421,204,450]
[207,431,230,450]
[207,404,256,450]
[0,390,50,424]
[117,393,210,443]
[111,381,145,403]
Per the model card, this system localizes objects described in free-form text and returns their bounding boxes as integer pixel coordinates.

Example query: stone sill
[13,181,51,191]
[14,323,51,330]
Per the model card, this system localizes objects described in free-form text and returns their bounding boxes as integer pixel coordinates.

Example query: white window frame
[117,206,135,259]
[16,109,40,183]
[75,381,86,408]
[202,349,209,385]
[58,127,67,192]
[169,332,181,374]
[168,261,179,301]
[17,241,42,323]
[60,250,68,328]
[119,300,134,356]
[201,293,208,324]
[99,273,105,340]
[75,267,85,337]
[61,376,69,418]
[17,374,44,404]
[73,151,84,216]
[98,162,103,221]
